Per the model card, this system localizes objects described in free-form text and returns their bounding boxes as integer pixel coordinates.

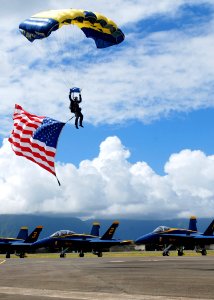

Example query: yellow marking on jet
[31,232,38,239]
[109,228,115,235]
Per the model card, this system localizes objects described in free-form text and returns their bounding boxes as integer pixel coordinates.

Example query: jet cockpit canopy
[50,230,75,237]
[153,226,170,233]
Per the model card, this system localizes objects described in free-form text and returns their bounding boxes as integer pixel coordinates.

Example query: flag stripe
[13,124,37,135]
[14,105,45,120]
[9,133,56,157]
[14,119,42,130]
[14,113,44,121]
[11,149,55,175]
[9,139,55,166]
[9,104,65,178]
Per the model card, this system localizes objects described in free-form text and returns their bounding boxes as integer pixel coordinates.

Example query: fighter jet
[135,217,214,256]
[32,221,131,257]
[0,225,43,258]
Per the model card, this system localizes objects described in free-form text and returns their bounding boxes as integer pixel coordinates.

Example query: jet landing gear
[92,250,103,257]
[60,253,66,258]
[195,246,207,256]
[177,249,184,256]
[60,247,69,258]
[195,248,207,256]
[79,250,84,257]
[201,249,207,256]
[162,244,172,256]
[6,252,11,259]
[163,245,185,256]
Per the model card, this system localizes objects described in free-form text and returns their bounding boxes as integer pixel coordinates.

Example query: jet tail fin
[188,216,197,232]
[203,220,214,236]
[90,222,100,236]
[16,227,28,240]
[101,221,119,240]
[24,226,43,243]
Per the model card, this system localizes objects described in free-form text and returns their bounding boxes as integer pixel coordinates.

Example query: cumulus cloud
[1,0,214,134]
[1,137,214,219]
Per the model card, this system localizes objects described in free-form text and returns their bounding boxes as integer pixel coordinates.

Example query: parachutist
[69,91,84,129]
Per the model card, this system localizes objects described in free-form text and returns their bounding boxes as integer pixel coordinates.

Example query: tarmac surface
[0,254,213,300]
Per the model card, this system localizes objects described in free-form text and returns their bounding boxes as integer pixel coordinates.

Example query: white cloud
[1,137,214,219]
[1,0,214,134]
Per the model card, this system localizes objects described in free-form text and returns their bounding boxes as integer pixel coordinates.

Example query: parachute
[19,9,125,48]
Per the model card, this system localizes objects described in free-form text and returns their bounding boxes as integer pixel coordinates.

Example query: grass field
[0,250,214,259]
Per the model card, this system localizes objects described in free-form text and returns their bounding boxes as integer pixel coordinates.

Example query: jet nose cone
[135,233,154,245]
[135,237,143,245]
[135,236,147,244]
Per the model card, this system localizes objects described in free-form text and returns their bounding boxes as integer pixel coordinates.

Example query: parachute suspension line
[65,24,81,89]
[44,24,81,89]
[30,26,83,90]
[32,38,70,89]
[46,31,71,89]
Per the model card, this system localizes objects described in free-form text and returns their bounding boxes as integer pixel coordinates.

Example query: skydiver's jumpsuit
[69,93,83,129]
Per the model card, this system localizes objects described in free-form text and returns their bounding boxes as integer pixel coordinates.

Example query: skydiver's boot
[75,125,79,129]
[79,124,84,128]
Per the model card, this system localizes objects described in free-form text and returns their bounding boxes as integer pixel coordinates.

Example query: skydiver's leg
[79,112,84,127]
[75,113,79,129]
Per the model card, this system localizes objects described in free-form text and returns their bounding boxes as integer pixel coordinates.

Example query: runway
[0,255,213,299]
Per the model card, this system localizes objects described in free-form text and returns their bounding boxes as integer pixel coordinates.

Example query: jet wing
[160,233,214,244]
[191,235,214,242]
[162,234,195,238]
[0,239,23,246]
[158,234,195,243]
[88,239,132,246]
[3,242,34,251]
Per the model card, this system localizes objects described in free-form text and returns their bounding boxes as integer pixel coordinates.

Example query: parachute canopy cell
[19,9,125,48]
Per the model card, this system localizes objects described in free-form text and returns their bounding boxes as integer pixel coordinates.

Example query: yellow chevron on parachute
[32,9,118,34]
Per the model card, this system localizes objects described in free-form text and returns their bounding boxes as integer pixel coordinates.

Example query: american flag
[8,104,65,183]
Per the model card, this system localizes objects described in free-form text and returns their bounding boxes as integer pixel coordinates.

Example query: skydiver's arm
[78,94,82,103]
[69,93,72,101]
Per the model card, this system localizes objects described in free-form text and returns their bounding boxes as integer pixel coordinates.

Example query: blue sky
[0,0,214,219]
[57,108,214,175]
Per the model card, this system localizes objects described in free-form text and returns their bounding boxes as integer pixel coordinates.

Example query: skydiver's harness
[69,100,75,113]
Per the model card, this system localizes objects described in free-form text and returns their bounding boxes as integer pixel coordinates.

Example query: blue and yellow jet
[0,225,43,258]
[135,217,214,256]
[32,221,131,257]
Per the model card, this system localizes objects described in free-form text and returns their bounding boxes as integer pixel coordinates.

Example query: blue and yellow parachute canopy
[19,9,125,48]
